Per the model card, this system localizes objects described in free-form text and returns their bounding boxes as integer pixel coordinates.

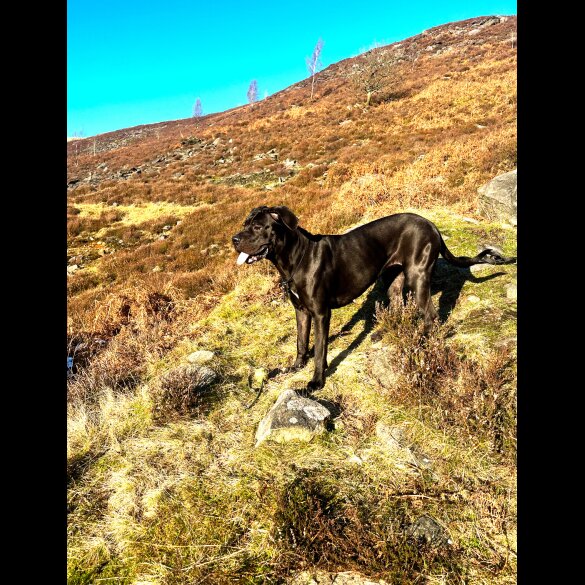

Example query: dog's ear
[268,206,298,231]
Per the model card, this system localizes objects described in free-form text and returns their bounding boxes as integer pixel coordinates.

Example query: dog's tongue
[236,252,250,265]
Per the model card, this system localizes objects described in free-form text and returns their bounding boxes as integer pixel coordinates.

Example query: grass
[67,15,516,584]
[67,211,516,584]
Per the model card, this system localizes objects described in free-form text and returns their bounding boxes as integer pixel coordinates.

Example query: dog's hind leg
[388,270,405,310]
[307,308,331,391]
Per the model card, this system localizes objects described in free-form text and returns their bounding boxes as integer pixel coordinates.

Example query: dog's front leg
[292,308,311,370]
[307,308,331,391]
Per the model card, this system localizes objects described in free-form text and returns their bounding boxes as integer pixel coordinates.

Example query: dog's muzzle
[235,244,270,265]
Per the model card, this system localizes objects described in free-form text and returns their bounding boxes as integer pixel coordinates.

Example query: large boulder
[255,389,331,446]
[478,169,517,225]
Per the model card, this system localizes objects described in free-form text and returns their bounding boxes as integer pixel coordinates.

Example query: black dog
[232,206,515,391]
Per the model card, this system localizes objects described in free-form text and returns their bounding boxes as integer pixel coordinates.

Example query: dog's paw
[306,379,324,391]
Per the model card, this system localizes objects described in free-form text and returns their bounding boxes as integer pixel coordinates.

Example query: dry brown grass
[374,299,516,461]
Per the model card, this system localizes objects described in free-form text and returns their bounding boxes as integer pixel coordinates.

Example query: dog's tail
[440,236,516,267]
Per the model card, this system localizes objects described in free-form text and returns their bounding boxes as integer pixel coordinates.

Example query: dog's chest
[281,280,307,310]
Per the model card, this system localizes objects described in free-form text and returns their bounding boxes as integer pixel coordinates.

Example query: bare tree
[306,38,324,100]
[349,45,402,106]
[247,80,258,104]
[192,98,203,117]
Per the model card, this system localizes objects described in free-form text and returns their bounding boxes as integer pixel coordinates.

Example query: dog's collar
[280,239,310,300]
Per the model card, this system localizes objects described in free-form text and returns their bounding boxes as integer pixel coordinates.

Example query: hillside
[67,15,517,584]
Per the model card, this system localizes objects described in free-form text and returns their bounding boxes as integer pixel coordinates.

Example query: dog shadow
[326,260,506,377]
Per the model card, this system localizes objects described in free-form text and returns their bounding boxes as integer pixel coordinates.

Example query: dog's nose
[232,235,241,246]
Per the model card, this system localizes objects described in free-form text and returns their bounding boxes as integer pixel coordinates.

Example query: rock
[152,266,162,272]
[150,364,219,420]
[255,389,331,446]
[67,264,79,274]
[478,169,517,225]
[375,422,432,471]
[186,350,215,365]
[375,422,406,452]
[194,366,218,387]
[368,347,400,387]
[405,515,451,546]
[470,263,491,274]
[466,295,480,303]
[161,364,218,389]
[479,244,504,256]
[505,282,517,300]
[283,158,298,169]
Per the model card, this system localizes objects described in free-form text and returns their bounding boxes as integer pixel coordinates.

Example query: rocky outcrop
[478,169,517,225]
[255,389,331,446]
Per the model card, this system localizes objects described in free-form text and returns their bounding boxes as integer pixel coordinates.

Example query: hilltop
[67,15,517,584]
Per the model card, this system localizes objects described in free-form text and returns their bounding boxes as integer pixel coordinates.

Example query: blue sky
[67,1,517,137]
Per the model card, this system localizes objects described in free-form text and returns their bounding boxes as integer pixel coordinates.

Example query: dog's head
[231,206,299,265]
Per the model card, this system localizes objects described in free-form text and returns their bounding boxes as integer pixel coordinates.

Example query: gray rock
[470,263,492,274]
[255,389,331,446]
[195,366,219,388]
[506,282,517,300]
[405,515,451,546]
[186,350,215,365]
[376,422,433,471]
[67,264,79,274]
[478,169,517,225]
[160,364,218,391]
[478,244,504,256]
[150,364,219,420]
